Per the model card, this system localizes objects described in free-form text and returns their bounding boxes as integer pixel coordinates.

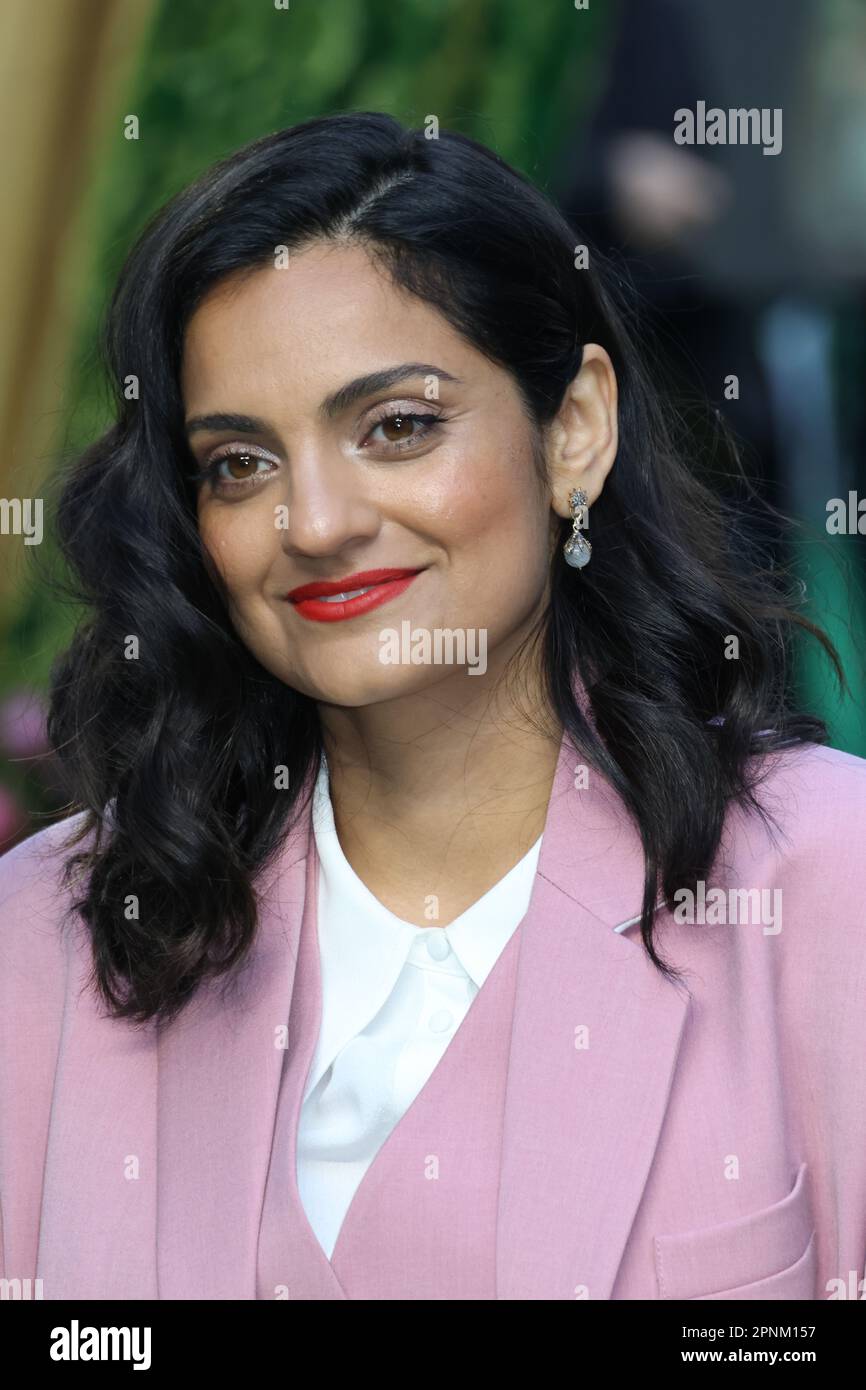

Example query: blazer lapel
[155,791,314,1300]
[496,733,689,1300]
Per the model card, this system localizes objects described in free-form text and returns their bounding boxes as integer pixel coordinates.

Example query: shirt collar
[305,756,542,1097]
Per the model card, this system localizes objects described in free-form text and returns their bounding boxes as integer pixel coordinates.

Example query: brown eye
[380,414,416,441]
[364,410,442,452]
[223,452,259,479]
[189,447,276,492]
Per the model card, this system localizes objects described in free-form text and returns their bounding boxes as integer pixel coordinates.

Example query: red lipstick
[284,567,423,623]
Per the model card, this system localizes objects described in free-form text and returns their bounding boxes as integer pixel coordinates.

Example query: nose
[278,447,381,559]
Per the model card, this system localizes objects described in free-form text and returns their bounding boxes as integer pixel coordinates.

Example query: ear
[546,343,618,520]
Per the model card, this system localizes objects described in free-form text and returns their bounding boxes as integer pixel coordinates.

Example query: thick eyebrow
[184,363,461,438]
[185,411,269,437]
[319,363,461,419]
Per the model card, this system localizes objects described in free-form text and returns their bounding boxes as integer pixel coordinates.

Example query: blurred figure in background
[554,0,866,533]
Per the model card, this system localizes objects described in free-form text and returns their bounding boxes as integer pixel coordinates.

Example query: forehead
[180,241,474,405]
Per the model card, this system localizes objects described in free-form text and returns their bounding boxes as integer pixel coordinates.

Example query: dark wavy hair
[44,110,840,1027]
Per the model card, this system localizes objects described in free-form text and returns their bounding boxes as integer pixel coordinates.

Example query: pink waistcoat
[255,839,523,1299]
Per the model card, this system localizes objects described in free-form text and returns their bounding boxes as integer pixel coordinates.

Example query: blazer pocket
[654,1162,817,1300]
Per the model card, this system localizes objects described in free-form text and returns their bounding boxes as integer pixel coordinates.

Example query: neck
[316,621,564,924]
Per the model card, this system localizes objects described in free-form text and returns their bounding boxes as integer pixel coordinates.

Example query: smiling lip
[285,567,423,623]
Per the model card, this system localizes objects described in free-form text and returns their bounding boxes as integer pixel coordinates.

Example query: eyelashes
[188,408,445,495]
[187,445,276,492]
[364,409,442,452]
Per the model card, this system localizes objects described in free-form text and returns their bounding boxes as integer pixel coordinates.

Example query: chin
[294,662,462,708]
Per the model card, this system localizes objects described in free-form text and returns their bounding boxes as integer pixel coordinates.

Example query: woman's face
[181,240,556,707]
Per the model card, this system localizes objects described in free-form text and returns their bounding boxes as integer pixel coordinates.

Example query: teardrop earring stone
[564,533,592,568]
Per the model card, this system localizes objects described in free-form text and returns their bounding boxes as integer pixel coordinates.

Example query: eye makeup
[187,401,447,493]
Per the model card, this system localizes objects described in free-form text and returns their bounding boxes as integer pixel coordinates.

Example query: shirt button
[428,1008,454,1033]
[426,931,452,961]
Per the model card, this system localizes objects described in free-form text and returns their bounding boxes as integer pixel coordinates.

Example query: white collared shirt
[296,756,543,1259]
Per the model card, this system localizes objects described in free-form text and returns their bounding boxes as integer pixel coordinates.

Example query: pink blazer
[1,731,865,1300]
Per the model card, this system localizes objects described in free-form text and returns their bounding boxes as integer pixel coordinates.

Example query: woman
[1,111,864,1302]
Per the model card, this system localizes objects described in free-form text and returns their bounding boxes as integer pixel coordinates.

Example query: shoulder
[0,811,93,989]
[0,809,92,901]
[762,737,866,793]
[719,740,866,959]
[742,739,866,850]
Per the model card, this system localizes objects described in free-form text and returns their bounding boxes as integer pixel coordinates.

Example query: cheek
[197,502,277,597]
[428,437,548,560]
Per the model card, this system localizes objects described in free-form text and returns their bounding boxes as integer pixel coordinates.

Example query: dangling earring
[563,488,592,568]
